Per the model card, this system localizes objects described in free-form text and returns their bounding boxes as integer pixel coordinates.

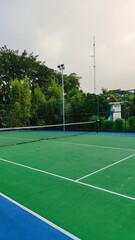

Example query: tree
[83,93,109,120]
[64,73,80,93]
[98,95,110,119]
[42,80,62,125]
[31,85,46,125]
[46,79,62,101]
[0,46,55,103]
[10,78,31,126]
[66,88,85,122]
[126,92,135,117]
[101,88,117,102]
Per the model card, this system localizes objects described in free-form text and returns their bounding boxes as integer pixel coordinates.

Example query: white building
[109,102,122,121]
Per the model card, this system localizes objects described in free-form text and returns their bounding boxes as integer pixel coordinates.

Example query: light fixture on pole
[57,64,65,131]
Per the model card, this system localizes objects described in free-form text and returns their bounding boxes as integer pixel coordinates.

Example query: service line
[0,157,135,202]
[76,153,135,181]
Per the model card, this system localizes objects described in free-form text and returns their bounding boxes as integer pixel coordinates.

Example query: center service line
[76,153,135,181]
[0,157,135,201]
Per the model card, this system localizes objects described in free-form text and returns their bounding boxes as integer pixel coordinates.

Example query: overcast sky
[1,0,135,93]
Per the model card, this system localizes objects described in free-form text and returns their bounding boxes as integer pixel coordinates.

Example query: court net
[0,121,98,147]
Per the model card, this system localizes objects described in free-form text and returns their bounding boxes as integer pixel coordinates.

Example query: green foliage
[0,109,6,127]
[128,116,135,127]
[100,119,125,132]
[127,116,135,131]
[47,79,62,101]
[9,102,22,127]
[114,118,123,131]
[101,120,114,131]
[0,46,55,103]
[83,93,97,115]
[99,118,135,132]
[10,79,21,103]
[32,85,46,104]
[65,91,110,123]
[98,95,110,119]
[64,73,80,93]
[0,46,134,129]
[101,88,135,124]
[31,86,46,125]
[66,88,85,122]
[35,101,61,125]
[10,78,31,126]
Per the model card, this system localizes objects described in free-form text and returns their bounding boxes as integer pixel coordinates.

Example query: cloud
[123,33,135,43]
[1,0,135,92]
[36,29,64,58]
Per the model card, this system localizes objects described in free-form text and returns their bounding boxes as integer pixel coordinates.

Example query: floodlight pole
[57,64,65,131]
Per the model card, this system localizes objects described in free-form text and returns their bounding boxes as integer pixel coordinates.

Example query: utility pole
[90,36,96,94]
[91,37,99,124]
[93,36,96,94]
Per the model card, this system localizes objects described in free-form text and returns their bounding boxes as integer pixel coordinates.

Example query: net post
[96,119,100,134]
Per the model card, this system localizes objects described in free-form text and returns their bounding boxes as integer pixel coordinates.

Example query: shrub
[128,116,135,132]
[114,118,123,131]
[102,120,114,131]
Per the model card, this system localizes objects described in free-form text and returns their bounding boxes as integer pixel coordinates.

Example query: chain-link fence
[0,96,135,132]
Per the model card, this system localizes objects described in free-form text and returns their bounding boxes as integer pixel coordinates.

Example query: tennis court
[0,128,135,239]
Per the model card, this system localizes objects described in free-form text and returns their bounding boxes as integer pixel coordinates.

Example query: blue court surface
[0,194,78,240]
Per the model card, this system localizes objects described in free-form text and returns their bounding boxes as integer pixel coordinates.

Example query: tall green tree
[101,88,117,102]
[31,85,46,125]
[0,46,81,104]
[0,46,55,103]
[47,79,62,101]
[66,88,85,122]
[64,73,80,93]
[83,93,110,120]
[43,80,62,124]
[10,78,31,126]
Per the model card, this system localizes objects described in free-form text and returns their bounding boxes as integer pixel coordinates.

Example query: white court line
[78,182,135,201]
[0,158,73,182]
[76,153,135,181]
[0,193,80,240]
[48,140,135,152]
[0,157,135,201]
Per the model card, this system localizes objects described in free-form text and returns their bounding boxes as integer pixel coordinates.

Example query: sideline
[0,193,80,240]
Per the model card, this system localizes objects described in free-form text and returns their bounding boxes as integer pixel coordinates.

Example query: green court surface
[0,131,135,239]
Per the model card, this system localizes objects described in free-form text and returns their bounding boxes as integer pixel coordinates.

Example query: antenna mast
[93,36,96,94]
